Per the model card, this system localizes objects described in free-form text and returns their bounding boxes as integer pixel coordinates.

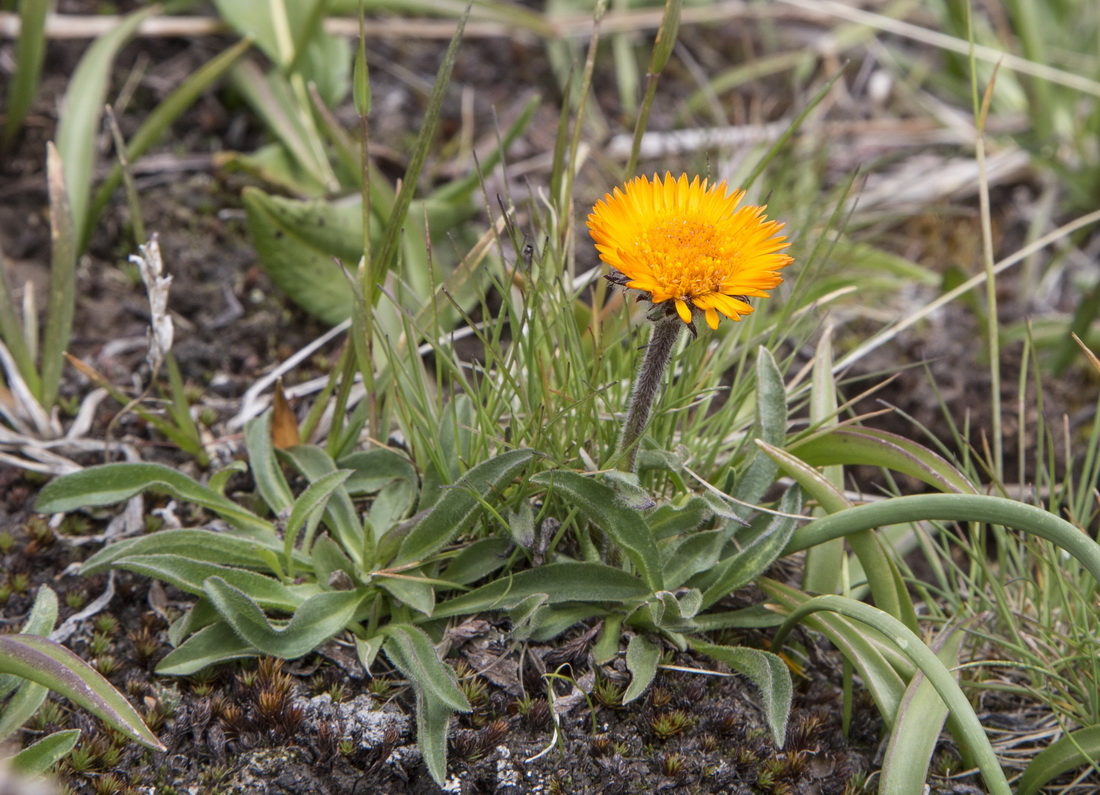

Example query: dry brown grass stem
[1,3,823,43]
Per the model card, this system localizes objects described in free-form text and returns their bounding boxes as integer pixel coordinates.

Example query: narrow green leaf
[241,187,359,323]
[531,470,663,590]
[35,462,273,538]
[645,494,713,539]
[879,627,966,795]
[203,577,364,659]
[283,468,354,568]
[10,729,80,776]
[442,537,512,586]
[661,530,726,589]
[377,576,436,616]
[0,679,48,745]
[1018,725,1100,795]
[431,562,650,620]
[381,624,470,713]
[395,449,535,566]
[691,641,792,747]
[112,555,301,612]
[732,347,787,516]
[353,9,371,115]
[245,413,293,514]
[623,634,660,704]
[0,635,163,751]
[80,529,304,577]
[340,447,418,495]
[56,5,158,239]
[39,142,76,409]
[22,585,58,636]
[156,621,258,676]
[373,3,469,275]
[2,0,52,149]
[0,238,39,396]
[282,445,363,561]
[310,534,359,588]
[413,685,454,786]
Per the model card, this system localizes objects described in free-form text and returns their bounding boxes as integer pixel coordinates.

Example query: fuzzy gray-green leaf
[36,463,272,538]
[395,449,534,566]
[532,470,663,590]
[692,641,792,747]
[203,577,364,659]
[623,634,660,704]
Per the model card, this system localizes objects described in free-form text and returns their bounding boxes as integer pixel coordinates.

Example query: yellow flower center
[636,216,733,299]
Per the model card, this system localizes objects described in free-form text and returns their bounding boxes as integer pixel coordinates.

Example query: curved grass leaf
[771,596,1010,795]
[156,621,258,676]
[784,494,1100,586]
[35,462,273,538]
[531,470,663,590]
[11,729,80,776]
[0,634,162,751]
[760,440,916,629]
[623,634,660,704]
[1018,725,1100,795]
[691,640,792,747]
[430,562,650,620]
[395,449,535,566]
[760,578,908,726]
[202,577,365,659]
[788,427,978,495]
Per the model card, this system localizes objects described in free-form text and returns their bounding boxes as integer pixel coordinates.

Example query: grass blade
[2,0,52,150]
[39,143,75,410]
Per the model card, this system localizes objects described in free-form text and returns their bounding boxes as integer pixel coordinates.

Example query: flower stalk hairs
[588,171,793,472]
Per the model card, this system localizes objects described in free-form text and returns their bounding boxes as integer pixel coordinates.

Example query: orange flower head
[587,172,793,330]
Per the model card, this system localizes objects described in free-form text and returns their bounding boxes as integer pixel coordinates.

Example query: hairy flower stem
[617,316,682,472]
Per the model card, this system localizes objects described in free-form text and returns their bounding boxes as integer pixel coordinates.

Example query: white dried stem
[131,233,173,373]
